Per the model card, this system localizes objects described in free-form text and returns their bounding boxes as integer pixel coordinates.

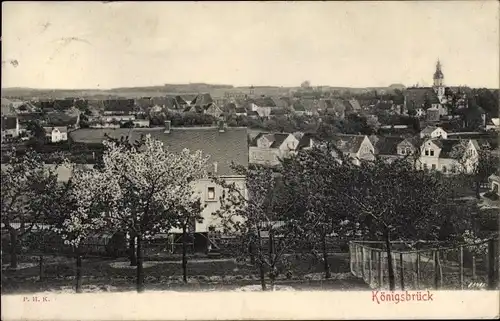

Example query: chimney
[213,162,218,174]
[218,120,225,132]
[164,120,171,133]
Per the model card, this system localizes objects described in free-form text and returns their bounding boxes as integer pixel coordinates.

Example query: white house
[417,138,479,174]
[249,132,300,166]
[330,134,375,165]
[420,126,448,139]
[43,126,68,143]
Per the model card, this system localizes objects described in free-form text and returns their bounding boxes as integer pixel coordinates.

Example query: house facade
[420,126,448,139]
[43,126,68,143]
[329,134,375,165]
[249,133,300,166]
[416,138,479,174]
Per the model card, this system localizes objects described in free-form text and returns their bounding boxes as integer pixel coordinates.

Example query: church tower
[433,59,445,101]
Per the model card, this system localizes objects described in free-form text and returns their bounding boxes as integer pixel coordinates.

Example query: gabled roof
[204,102,221,112]
[191,93,214,107]
[420,125,439,135]
[175,95,190,106]
[251,132,293,148]
[328,134,366,154]
[150,96,171,108]
[429,139,463,158]
[1,116,17,131]
[103,99,136,113]
[269,133,291,148]
[373,136,404,156]
[399,136,424,148]
[179,94,198,104]
[69,127,248,176]
[250,97,277,108]
[297,133,316,149]
[43,126,68,134]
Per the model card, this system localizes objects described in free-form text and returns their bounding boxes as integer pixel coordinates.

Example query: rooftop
[69,126,249,176]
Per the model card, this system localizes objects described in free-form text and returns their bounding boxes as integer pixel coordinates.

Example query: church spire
[434,59,444,80]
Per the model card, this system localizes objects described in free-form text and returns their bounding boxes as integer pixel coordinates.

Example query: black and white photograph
[1,1,499,320]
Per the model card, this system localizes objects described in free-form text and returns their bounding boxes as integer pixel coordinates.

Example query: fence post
[487,239,497,290]
[416,252,420,289]
[361,246,366,280]
[459,246,464,290]
[349,242,354,275]
[399,252,404,290]
[378,250,383,288]
[433,250,439,289]
[368,249,373,286]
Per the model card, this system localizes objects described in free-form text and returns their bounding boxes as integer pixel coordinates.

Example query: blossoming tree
[95,134,209,292]
[214,164,301,291]
[1,149,60,269]
[52,162,122,293]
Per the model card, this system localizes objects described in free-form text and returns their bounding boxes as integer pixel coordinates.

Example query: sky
[2,1,499,89]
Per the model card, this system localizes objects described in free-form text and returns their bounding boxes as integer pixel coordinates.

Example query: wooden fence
[349,239,500,290]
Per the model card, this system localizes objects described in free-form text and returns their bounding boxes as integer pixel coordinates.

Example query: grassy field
[1,253,369,293]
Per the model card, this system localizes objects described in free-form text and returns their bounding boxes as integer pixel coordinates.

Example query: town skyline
[2,1,499,90]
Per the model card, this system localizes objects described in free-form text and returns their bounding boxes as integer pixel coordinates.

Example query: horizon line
[2,82,496,92]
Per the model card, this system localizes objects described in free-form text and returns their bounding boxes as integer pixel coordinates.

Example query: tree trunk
[249,238,256,265]
[268,230,276,289]
[182,225,188,284]
[259,260,267,291]
[322,233,331,279]
[136,234,144,293]
[9,228,18,269]
[129,234,137,266]
[256,230,266,291]
[384,228,395,290]
[75,247,82,293]
[39,255,44,281]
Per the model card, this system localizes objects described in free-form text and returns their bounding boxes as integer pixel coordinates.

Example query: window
[430,150,434,156]
[431,164,436,170]
[423,163,428,170]
[442,166,447,173]
[425,150,429,156]
[401,149,406,155]
[207,187,216,201]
